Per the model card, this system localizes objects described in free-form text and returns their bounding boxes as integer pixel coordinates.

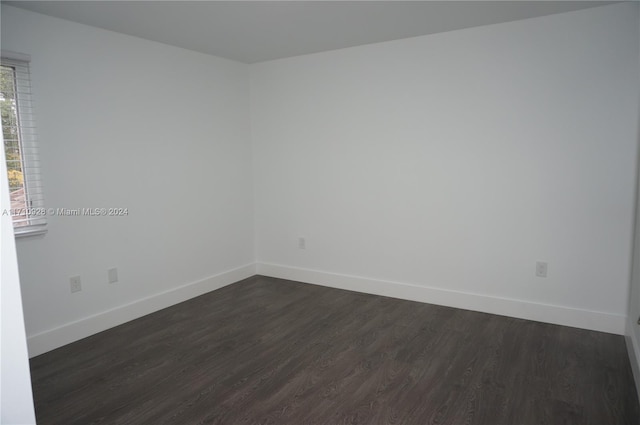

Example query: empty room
[2,1,640,424]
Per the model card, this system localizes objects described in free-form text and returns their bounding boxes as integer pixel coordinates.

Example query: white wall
[1,5,255,356]
[1,130,36,423]
[251,3,640,334]
[627,138,640,401]
[626,0,640,401]
[2,2,639,360]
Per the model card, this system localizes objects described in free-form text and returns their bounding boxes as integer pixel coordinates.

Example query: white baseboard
[28,262,628,358]
[27,263,256,357]
[257,262,626,335]
[625,320,640,401]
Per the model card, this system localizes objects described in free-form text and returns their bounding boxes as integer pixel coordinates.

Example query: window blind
[1,52,47,236]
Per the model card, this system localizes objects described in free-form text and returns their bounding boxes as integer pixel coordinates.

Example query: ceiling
[4,1,619,63]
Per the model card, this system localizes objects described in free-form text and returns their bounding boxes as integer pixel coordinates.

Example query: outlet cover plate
[536,261,548,278]
[70,275,82,293]
[108,268,118,284]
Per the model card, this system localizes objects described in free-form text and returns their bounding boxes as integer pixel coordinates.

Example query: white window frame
[1,51,47,237]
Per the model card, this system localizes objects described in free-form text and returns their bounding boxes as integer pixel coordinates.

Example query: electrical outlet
[108,267,118,284]
[536,261,548,278]
[298,237,306,250]
[70,275,82,293]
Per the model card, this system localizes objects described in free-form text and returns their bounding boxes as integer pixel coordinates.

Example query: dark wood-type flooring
[31,275,639,425]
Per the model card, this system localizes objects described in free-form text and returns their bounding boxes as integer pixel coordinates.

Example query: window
[1,51,46,237]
